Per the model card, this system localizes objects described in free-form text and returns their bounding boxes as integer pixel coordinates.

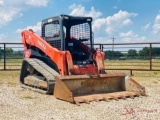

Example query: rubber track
[20,58,59,94]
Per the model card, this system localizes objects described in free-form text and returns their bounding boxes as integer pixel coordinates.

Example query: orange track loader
[20,14,146,105]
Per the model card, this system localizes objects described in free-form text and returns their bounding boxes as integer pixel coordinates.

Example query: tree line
[0,47,23,59]
[105,47,160,60]
[0,47,160,60]
[0,48,13,56]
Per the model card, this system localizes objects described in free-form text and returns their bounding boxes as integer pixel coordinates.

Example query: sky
[0,0,160,44]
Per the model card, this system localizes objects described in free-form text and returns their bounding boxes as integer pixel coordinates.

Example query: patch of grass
[105,59,160,70]
[7,81,17,86]
[153,81,158,84]
[0,71,20,85]
[20,95,33,99]
[154,72,158,75]
[0,81,4,85]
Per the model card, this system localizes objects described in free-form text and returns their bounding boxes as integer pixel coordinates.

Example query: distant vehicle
[119,57,126,60]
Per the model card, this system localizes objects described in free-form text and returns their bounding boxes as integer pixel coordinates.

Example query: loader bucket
[54,73,146,105]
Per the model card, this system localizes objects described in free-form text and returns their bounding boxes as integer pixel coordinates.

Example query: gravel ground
[0,72,160,120]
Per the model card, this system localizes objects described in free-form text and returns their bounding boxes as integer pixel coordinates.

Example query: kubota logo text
[38,40,46,50]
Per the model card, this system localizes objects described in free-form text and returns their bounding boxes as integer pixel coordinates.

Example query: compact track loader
[20,15,146,105]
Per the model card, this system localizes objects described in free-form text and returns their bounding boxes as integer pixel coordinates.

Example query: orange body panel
[73,64,98,75]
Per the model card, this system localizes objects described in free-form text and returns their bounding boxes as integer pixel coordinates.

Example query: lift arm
[21,30,71,76]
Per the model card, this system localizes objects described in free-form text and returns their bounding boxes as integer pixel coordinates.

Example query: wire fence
[94,42,160,75]
[0,43,23,70]
[0,42,160,75]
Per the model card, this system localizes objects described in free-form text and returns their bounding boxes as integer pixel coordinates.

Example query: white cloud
[92,18,106,29]
[0,0,4,6]
[1,0,49,7]
[123,19,132,25]
[0,8,20,28]
[25,0,49,7]
[141,23,150,31]
[153,14,160,34]
[0,33,7,42]
[119,30,145,42]
[0,0,49,28]
[119,30,137,37]
[19,13,24,17]
[112,6,117,10]
[94,37,112,43]
[93,10,138,34]
[16,22,41,34]
[69,4,102,19]
[69,6,138,42]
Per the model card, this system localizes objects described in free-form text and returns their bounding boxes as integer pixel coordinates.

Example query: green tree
[105,50,123,60]
[0,47,2,56]
[151,47,160,59]
[152,47,160,56]
[138,47,160,59]
[0,47,2,59]
[138,47,150,59]
[6,48,14,56]
[127,49,137,59]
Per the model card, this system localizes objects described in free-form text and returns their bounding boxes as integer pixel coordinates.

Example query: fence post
[102,44,104,52]
[149,43,152,70]
[3,44,6,70]
[130,70,133,76]
[99,44,102,50]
